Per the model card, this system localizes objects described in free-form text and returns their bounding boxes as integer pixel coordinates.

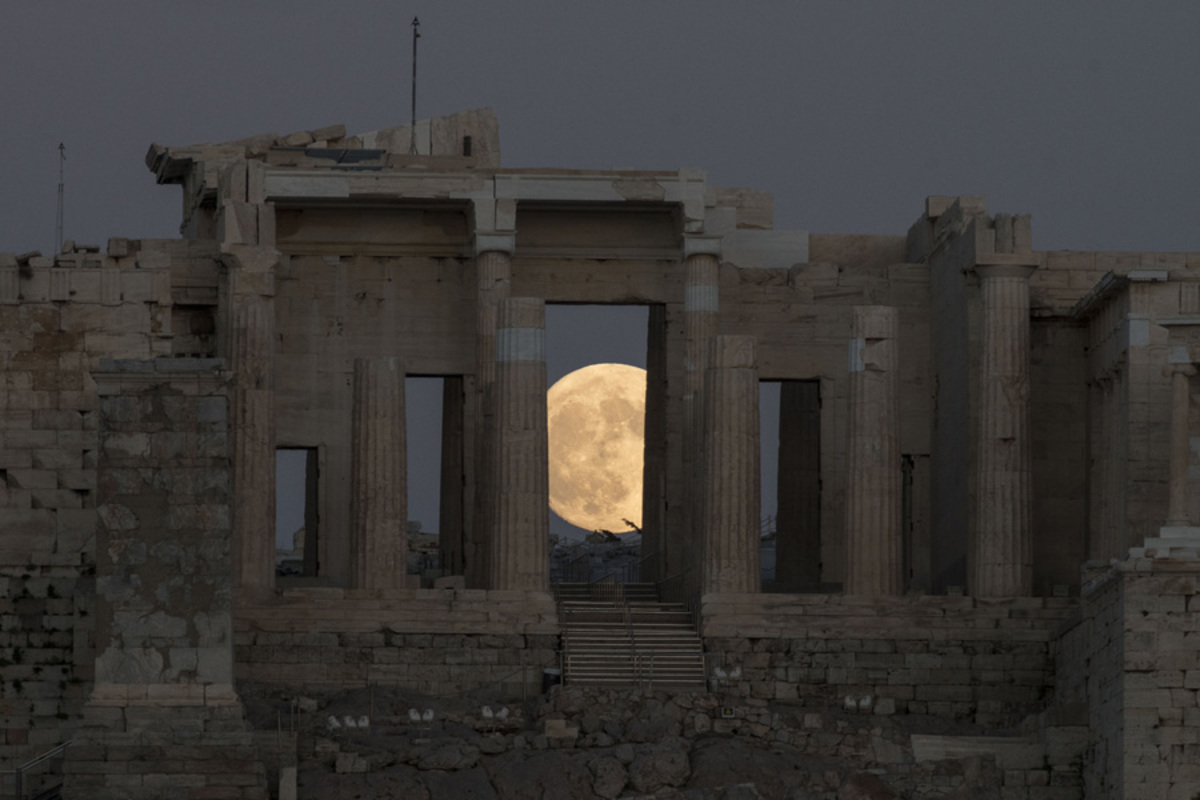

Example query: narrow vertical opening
[771,379,823,593]
[406,376,444,585]
[276,447,318,578]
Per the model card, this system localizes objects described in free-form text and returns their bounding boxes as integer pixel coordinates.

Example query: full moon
[547,363,646,534]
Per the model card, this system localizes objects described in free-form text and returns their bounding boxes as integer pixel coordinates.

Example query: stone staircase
[555,581,706,689]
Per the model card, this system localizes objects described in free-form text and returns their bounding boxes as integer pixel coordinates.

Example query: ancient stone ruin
[1,108,1198,797]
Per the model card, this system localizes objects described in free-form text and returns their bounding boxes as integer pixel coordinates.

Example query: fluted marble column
[681,250,720,578]
[469,248,512,588]
[844,307,902,595]
[1166,362,1198,527]
[777,380,822,588]
[439,375,466,576]
[226,250,277,594]
[490,298,549,591]
[701,335,760,595]
[350,357,407,590]
[971,264,1036,596]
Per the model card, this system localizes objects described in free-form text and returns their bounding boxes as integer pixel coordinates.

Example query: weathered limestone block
[844,306,902,596]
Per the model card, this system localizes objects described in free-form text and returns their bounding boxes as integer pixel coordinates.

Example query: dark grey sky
[4,3,1198,542]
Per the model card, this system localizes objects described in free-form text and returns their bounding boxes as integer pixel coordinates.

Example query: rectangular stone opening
[275,447,319,578]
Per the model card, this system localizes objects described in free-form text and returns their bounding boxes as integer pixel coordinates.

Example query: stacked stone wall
[702,593,1075,727]
[0,568,93,775]
[0,242,196,778]
[62,360,269,799]
[1067,554,1200,799]
[1031,250,1200,316]
[236,590,559,697]
[281,683,1084,798]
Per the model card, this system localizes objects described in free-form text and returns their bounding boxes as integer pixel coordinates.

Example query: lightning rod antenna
[55,143,65,254]
[410,17,421,155]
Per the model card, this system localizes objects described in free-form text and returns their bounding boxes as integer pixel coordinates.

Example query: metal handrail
[12,740,70,799]
[564,550,591,583]
[656,569,702,632]
[589,572,623,604]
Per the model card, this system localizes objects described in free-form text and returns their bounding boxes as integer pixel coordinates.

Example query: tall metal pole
[410,17,420,155]
[55,143,65,254]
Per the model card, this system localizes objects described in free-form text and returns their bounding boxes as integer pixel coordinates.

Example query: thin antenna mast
[410,17,421,155]
[55,143,65,253]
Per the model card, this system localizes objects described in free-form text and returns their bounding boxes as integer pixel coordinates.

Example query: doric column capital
[683,235,722,260]
[221,245,282,299]
[474,232,516,257]
[973,262,1038,281]
[1165,362,1198,379]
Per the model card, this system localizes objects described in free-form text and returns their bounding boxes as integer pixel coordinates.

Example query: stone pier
[971,264,1036,597]
[1165,360,1198,529]
[439,375,466,576]
[681,245,720,579]
[700,335,760,595]
[776,380,822,588]
[224,247,278,594]
[471,245,513,587]
[350,357,407,590]
[844,307,902,596]
[641,304,668,582]
[489,297,549,591]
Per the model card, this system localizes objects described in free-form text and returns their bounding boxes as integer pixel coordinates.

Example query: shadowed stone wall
[63,359,267,799]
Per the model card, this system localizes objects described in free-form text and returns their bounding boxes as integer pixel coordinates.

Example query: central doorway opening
[545,303,651,583]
